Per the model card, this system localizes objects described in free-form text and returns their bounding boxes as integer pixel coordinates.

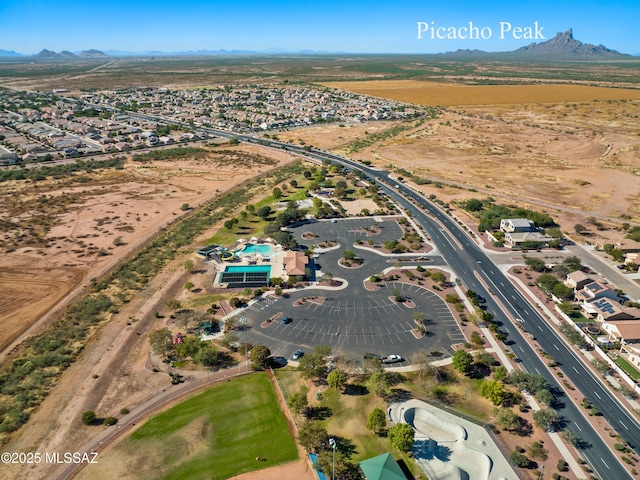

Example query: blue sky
[1,0,638,55]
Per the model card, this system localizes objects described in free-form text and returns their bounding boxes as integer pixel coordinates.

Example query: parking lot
[232,218,465,366]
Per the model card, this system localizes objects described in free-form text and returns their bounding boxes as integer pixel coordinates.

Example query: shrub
[82,410,96,426]
[103,416,118,426]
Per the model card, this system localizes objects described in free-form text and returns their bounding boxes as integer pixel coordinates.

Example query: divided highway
[295,146,638,480]
[87,106,638,479]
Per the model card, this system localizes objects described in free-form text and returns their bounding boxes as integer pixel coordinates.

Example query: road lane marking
[594,391,601,400]
[574,422,582,431]
[620,420,629,430]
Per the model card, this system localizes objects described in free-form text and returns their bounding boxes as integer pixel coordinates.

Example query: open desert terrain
[0,144,293,356]
[280,80,640,235]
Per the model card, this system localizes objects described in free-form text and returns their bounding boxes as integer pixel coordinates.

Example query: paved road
[295,148,637,480]
[80,108,639,479]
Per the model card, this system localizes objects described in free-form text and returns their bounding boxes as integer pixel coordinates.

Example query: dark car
[282,316,293,324]
[270,356,288,368]
[292,349,304,360]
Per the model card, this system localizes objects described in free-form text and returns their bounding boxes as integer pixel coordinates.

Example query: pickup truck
[382,355,402,364]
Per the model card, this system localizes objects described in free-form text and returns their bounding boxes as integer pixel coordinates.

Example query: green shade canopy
[359,452,408,480]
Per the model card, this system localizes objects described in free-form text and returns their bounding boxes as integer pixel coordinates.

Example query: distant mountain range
[446,29,633,59]
[1,30,637,59]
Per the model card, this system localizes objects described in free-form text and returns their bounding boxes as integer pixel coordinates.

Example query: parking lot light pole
[329,438,336,480]
[240,317,248,371]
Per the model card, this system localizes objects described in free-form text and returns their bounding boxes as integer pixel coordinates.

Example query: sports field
[76,373,298,480]
[323,80,640,106]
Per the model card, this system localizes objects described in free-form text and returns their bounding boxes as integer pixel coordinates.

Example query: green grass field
[615,357,640,381]
[125,373,297,479]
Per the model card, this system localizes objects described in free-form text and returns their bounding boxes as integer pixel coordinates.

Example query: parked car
[382,354,402,364]
[281,316,292,324]
[292,349,304,360]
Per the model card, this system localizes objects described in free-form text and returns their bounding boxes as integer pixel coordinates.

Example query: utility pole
[329,438,336,480]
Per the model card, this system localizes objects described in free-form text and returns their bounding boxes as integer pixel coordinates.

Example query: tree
[148,328,173,357]
[524,256,546,272]
[256,205,272,219]
[174,335,203,360]
[368,371,392,397]
[195,346,219,367]
[388,423,415,452]
[103,416,118,426]
[366,408,387,434]
[495,408,521,432]
[574,224,587,234]
[249,345,271,369]
[342,250,355,261]
[479,379,505,405]
[288,389,309,416]
[183,259,194,273]
[535,273,560,295]
[535,388,554,407]
[528,441,548,460]
[298,420,329,452]
[552,282,574,301]
[272,187,283,199]
[533,408,558,431]
[562,255,582,273]
[290,179,298,188]
[591,358,611,375]
[298,353,327,380]
[327,369,347,391]
[180,203,190,211]
[82,410,96,426]
[184,281,194,291]
[562,429,579,446]
[452,350,473,375]
[224,218,238,230]
[510,450,530,468]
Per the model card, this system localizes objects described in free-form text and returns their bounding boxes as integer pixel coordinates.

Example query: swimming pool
[224,265,272,274]
[236,243,275,258]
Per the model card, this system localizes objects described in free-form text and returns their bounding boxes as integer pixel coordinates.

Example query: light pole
[240,317,248,370]
[329,438,336,480]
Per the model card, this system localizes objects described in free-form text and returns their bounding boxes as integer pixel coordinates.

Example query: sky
[1,0,638,55]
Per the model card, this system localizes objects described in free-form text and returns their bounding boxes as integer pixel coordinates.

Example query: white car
[382,354,402,364]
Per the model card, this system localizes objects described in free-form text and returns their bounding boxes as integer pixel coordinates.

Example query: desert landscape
[0,145,293,355]
[1,56,640,480]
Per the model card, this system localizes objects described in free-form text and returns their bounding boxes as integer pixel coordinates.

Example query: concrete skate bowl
[404,407,495,480]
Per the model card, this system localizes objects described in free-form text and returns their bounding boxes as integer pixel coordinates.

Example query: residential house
[603,320,640,343]
[591,298,639,322]
[565,271,594,291]
[576,281,621,317]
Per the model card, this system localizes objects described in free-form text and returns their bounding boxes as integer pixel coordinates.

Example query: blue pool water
[237,243,275,257]
[224,265,272,274]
